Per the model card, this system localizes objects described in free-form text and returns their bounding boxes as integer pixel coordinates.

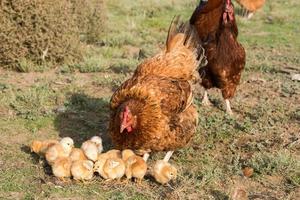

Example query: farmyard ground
[0,0,299,199]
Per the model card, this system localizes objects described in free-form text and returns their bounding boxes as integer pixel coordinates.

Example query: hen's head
[119,105,137,134]
[223,0,234,24]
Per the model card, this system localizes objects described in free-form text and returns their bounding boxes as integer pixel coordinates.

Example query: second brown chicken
[190,0,246,115]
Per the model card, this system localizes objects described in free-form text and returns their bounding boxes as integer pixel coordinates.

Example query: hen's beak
[120,124,126,133]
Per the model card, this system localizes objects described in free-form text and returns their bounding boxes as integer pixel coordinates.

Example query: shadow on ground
[54,93,113,149]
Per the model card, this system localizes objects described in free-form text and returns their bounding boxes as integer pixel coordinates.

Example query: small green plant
[9,85,57,120]
[247,151,300,180]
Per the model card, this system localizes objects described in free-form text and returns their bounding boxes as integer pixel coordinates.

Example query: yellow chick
[45,137,74,165]
[121,149,135,162]
[30,139,59,155]
[94,153,109,179]
[152,151,177,184]
[94,150,121,179]
[71,160,94,181]
[90,136,103,154]
[102,158,125,180]
[153,160,177,184]
[105,149,121,159]
[69,148,87,162]
[52,157,72,181]
[81,140,98,162]
[125,155,147,183]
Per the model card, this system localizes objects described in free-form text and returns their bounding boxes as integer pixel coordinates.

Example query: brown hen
[190,0,246,115]
[109,17,206,159]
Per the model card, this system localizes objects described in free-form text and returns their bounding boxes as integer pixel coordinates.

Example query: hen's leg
[225,99,233,116]
[143,153,150,162]
[163,151,174,162]
[247,12,254,19]
[202,90,211,106]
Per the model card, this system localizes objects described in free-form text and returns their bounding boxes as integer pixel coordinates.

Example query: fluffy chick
[125,155,147,183]
[90,136,103,154]
[153,160,177,184]
[69,148,87,162]
[45,137,74,165]
[121,149,135,162]
[94,150,121,179]
[71,160,94,181]
[81,140,98,162]
[94,153,108,179]
[30,139,59,155]
[105,149,121,159]
[52,157,72,181]
[102,158,125,180]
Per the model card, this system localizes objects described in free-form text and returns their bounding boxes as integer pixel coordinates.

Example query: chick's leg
[202,90,211,106]
[59,177,68,183]
[163,151,174,162]
[136,178,142,186]
[123,178,130,185]
[225,99,233,116]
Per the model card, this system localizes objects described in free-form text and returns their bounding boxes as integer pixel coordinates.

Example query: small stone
[232,188,248,200]
[242,167,254,178]
[291,74,300,81]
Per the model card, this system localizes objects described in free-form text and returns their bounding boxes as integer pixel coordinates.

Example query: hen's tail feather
[166,15,207,67]
[166,15,181,53]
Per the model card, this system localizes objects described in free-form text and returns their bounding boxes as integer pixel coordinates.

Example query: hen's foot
[135,149,151,156]
[163,151,174,162]
[225,99,233,116]
[143,153,150,162]
[247,12,254,19]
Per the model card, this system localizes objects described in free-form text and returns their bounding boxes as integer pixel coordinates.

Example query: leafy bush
[0,0,106,71]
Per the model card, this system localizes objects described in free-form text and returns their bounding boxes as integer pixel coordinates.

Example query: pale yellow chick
[90,136,103,154]
[121,149,135,162]
[94,153,108,179]
[152,151,177,184]
[102,158,125,180]
[30,139,59,155]
[105,149,121,159]
[52,157,72,181]
[125,155,147,183]
[153,160,177,184]
[45,137,74,165]
[81,140,98,162]
[69,148,87,162]
[71,160,94,181]
[94,150,121,179]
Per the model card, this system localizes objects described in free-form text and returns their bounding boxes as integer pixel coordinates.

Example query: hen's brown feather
[109,17,205,152]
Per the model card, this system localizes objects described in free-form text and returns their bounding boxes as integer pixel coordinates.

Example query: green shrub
[72,0,107,44]
[0,0,106,71]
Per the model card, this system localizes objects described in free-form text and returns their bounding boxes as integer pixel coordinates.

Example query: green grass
[0,0,300,199]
